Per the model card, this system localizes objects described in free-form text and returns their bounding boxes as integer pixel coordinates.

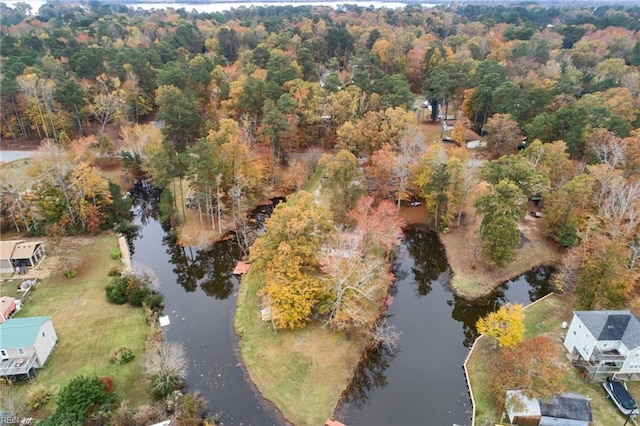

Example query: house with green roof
[0,316,57,380]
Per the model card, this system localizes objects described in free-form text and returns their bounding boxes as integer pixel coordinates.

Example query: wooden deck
[0,353,38,380]
[233,261,250,275]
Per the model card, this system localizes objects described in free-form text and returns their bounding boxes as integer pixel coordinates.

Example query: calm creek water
[127,186,552,425]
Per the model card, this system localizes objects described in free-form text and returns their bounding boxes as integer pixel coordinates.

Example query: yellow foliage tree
[249,192,335,329]
[476,304,525,348]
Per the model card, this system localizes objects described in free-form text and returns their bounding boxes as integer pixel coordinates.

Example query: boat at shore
[603,379,639,420]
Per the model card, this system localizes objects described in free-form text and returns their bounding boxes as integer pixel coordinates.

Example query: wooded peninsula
[1,1,639,424]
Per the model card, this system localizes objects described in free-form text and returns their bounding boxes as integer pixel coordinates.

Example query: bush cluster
[111,247,122,260]
[38,375,117,426]
[26,387,51,410]
[105,275,163,312]
[63,269,78,279]
[108,266,122,277]
[109,346,135,365]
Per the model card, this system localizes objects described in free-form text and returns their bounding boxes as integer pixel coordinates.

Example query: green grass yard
[234,269,363,426]
[0,279,30,300]
[235,167,367,426]
[9,234,151,414]
[466,294,640,426]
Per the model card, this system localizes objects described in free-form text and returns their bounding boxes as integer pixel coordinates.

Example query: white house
[564,310,640,381]
[0,316,57,380]
[506,390,592,426]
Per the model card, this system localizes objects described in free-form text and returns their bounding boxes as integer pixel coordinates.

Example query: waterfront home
[0,316,57,380]
[0,240,46,274]
[564,310,640,381]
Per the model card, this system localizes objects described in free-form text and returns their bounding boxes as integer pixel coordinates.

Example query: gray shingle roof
[539,393,593,422]
[575,310,640,348]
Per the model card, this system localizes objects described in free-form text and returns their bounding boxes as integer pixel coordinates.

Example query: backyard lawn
[235,166,366,426]
[7,234,151,414]
[466,293,640,426]
[235,268,363,426]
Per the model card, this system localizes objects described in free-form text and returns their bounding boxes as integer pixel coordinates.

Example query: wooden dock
[233,261,250,275]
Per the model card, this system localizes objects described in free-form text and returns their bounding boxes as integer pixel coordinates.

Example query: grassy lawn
[466,294,640,426]
[235,165,367,425]
[441,214,561,300]
[301,164,324,193]
[10,234,151,413]
[235,270,363,426]
[0,280,30,300]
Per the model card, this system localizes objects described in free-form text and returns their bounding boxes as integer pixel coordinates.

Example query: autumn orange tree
[482,113,522,158]
[541,173,595,248]
[28,139,114,234]
[574,235,630,310]
[476,304,524,349]
[319,198,404,330]
[491,336,565,410]
[249,192,335,329]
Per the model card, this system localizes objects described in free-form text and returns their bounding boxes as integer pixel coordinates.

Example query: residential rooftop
[575,310,640,349]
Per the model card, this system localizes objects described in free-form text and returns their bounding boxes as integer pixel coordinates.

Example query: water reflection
[405,229,449,296]
[343,228,553,425]
[128,183,285,425]
[197,240,241,299]
[130,180,161,226]
[164,232,202,292]
[449,296,502,348]
[125,185,554,426]
[524,265,556,300]
[340,335,399,410]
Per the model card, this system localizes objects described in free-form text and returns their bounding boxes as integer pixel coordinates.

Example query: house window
[573,331,577,335]
[18,348,25,355]
[42,331,45,337]
[0,350,7,359]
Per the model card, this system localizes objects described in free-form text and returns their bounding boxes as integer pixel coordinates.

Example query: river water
[0,150,39,162]
[127,187,552,425]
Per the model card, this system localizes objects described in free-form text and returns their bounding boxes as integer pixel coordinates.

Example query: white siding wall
[33,320,57,367]
[1,347,36,359]
[564,316,597,360]
[620,347,640,374]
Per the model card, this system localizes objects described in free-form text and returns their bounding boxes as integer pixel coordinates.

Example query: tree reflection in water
[405,229,449,297]
[162,232,243,299]
[448,266,555,348]
[164,232,202,292]
[129,180,161,227]
[197,240,241,299]
[339,332,399,409]
[525,265,556,300]
[449,294,506,348]
[152,192,280,299]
